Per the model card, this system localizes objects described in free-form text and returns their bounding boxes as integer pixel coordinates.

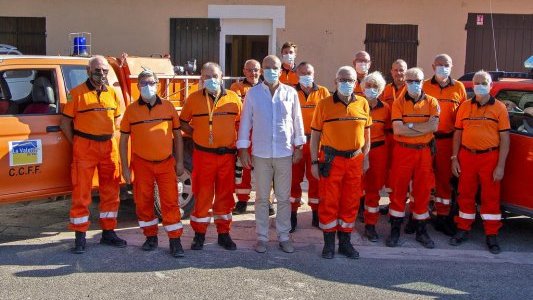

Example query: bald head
[243,59,261,84]
[263,55,281,69]
[353,51,371,78]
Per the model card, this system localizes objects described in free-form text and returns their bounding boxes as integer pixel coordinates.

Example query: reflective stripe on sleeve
[412,211,430,220]
[435,197,451,205]
[319,220,337,230]
[459,211,476,220]
[190,215,212,223]
[214,213,232,221]
[389,209,406,218]
[481,214,501,221]
[164,222,184,232]
[70,216,89,224]
[365,206,379,213]
[99,211,118,219]
[338,219,355,229]
[139,218,159,227]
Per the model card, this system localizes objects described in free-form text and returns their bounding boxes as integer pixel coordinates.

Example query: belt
[370,140,385,149]
[135,154,173,163]
[73,130,113,141]
[434,131,454,139]
[461,145,498,154]
[194,143,237,155]
[397,141,431,150]
[321,145,362,158]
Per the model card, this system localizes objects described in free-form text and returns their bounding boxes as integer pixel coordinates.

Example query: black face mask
[90,72,106,86]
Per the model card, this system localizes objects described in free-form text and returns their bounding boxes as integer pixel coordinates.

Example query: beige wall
[1,0,532,89]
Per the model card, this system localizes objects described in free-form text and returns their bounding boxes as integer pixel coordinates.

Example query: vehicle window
[496,90,533,110]
[509,111,533,136]
[61,65,88,93]
[0,69,58,115]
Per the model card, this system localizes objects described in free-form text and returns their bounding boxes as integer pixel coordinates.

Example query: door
[225,35,269,77]
[0,17,46,55]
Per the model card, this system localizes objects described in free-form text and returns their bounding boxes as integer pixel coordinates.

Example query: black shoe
[364,224,379,242]
[486,235,501,254]
[100,230,127,248]
[169,238,185,258]
[322,232,336,259]
[386,217,403,247]
[415,220,435,249]
[311,210,319,228]
[269,204,275,216]
[218,233,237,250]
[142,236,158,251]
[337,231,359,259]
[379,204,389,215]
[404,217,417,234]
[432,215,457,236]
[71,231,86,254]
[290,212,298,233]
[233,201,247,215]
[449,230,469,246]
[191,232,205,250]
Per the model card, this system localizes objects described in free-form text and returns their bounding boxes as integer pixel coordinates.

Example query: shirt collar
[471,96,496,106]
[370,99,384,110]
[138,96,162,108]
[333,91,355,106]
[282,65,295,73]
[296,82,319,93]
[430,75,455,87]
[243,78,260,87]
[203,86,227,100]
[85,79,108,92]
[405,91,427,103]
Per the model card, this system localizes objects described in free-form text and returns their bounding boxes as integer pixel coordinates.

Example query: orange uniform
[180,88,241,234]
[353,79,365,97]
[381,83,406,186]
[120,97,183,238]
[454,97,510,235]
[311,92,371,232]
[280,66,299,86]
[291,83,330,212]
[390,92,440,220]
[62,79,121,232]
[423,77,467,216]
[363,100,391,225]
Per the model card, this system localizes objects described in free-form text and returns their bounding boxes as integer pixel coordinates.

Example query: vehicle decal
[8,140,43,167]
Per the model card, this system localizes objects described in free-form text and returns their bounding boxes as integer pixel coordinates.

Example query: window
[496,90,533,110]
[61,65,88,93]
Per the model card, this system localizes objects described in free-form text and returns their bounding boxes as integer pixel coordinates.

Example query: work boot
[415,220,435,249]
[449,229,469,246]
[218,233,237,250]
[432,215,457,236]
[71,231,86,254]
[364,224,379,242]
[311,210,319,228]
[269,204,275,216]
[169,238,185,258]
[290,212,298,233]
[386,217,403,247]
[321,232,336,259]
[233,201,247,215]
[337,231,359,259]
[100,230,127,248]
[191,232,205,250]
[141,236,158,251]
[486,235,501,254]
[404,216,417,234]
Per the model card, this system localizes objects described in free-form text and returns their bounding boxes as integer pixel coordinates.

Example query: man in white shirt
[237,55,306,253]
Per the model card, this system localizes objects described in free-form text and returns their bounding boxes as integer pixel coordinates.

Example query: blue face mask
[435,66,451,79]
[364,88,379,100]
[204,78,220,93]
[473,84,491,96]
[407,81,422,96]
[299,75,313,87]
[338,82,355,97]
[140,85,157,100]
[263,68,280,84]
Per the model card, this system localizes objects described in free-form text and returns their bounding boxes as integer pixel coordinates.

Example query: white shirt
[237,82,306,158]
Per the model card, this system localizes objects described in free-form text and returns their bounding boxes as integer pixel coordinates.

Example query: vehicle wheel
[154,168,194,220]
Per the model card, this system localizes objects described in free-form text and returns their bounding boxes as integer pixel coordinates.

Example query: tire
[154,168,195,220]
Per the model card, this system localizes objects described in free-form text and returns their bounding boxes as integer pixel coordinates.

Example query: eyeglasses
[93,68,109,74]
[337,78,356,83]
[406,79,422,84]
[245,68,260,73]
[139,81,158,87]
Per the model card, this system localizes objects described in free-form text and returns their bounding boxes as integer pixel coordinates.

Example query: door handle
[46,125,61,132]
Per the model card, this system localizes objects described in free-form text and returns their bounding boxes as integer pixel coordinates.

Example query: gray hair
[434,53,452,64]
[405,67,424,80]
[88,55,108,69]
[244,59,260,68]
[201,62,223,76]
[336,66,357,79]
[392,59,407,69]
[137,69,158,82]
[262,55,281,68]
[473,70,492,84]
[363,71,386,94]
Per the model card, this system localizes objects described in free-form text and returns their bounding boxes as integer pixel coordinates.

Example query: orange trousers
[69,136,120,232]
[385,133,395,188]
[455,149,502,235]
[291,142,319,212]
[235,147,252,202]
[318,153,363,233]
[131,155,182,238]
[363,143,388,225]
[190,150,235,234]
[434,137,454,216]
[389,144,433,220]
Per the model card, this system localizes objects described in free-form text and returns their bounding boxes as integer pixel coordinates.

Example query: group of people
[60,41,510,259]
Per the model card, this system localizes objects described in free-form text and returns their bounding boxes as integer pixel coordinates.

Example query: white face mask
[355,62,369,74]
[140,85,157,100]
[282,54,295,65]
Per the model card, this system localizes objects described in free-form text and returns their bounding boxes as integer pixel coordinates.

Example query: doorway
[225,35,268,77]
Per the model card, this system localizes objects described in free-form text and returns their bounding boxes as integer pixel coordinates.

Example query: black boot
[269,204,275,216]
[322,232,336,259]
[386,217,403,247]
[100,230,127,248]
[404,216,417,234]
[191,232,205,250]
[364,224,379,242]
[218,233,237,250]
[142,236,158,251]
[169,238,185,257]
[233,201,247,215]
[415,220,435,249]
[486,235,501,254]
[71,231,86,254]
[432,215,457,236]
[449,229,469,246]
[337,231,359,259]
[311,210,319,228]
[290,212,298,233]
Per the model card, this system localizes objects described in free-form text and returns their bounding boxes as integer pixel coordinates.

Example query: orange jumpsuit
[290,83,330,212]
[311,92,371,233]
[423,77,466,216]
[280,66,299,86]
[120,97,183,238]
[454,97,510,235]
[62,79,121,232]
[180,88,242,234]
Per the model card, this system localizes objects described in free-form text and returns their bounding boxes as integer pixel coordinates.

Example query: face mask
[407,81,422,96]
[473,84,490,96]
[140,85,157,100]
[337,82,355,97]
[364,88,379,100]
[355,62,369,74]
[435,66,451,79]
[282,54,295,65]
[298,75,313,87]
[263,68,280,84]
[90,72,106,86]
[203,78,220,93]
